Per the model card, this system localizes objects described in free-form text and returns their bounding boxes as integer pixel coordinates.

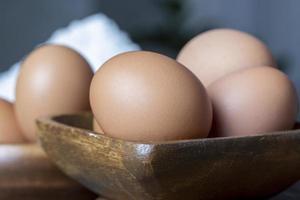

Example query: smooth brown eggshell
[93,117,104,134]
[208,66,298,137]
[0,98,25,143]
[177,28,276,87]
[15,44,93,142]
[90,51,212,142]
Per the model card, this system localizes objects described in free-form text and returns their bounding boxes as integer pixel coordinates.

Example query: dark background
[0,0,300,89]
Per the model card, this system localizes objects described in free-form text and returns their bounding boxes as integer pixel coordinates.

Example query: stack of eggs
[90,29,298,141]
[1,28,298,143]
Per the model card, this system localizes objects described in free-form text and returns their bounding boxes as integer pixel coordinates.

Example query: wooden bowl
[0,144,97,200]
[37,113,300,200]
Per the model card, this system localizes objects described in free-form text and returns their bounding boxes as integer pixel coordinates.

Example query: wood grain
[0,144,97,200]
[37,113,300,200]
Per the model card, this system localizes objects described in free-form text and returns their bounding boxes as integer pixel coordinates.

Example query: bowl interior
[37,113,300,200]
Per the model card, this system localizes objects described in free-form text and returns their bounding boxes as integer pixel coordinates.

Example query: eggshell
[90,51,212,141]
[177,29,276,86]
[0,98,25,143]
[93,117,104,134]
[208,66,298,137]
[15,45,93,142]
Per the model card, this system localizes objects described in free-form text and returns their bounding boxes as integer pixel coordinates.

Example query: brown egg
[177,29,276,87]
[0,98,25,143]
[15,44,93,142]
[93,118,104,134]
[90,51,212,141]
[208,66,298,137]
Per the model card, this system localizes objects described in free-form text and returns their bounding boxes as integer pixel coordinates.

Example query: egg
[90,51,212,141]
[15,44,93,142]
[93,117,104,134]
[208,66,298,137]
[0,98,25,143]
[177,28,276,86]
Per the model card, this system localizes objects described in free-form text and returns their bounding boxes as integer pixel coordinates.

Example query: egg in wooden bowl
[36,48,300,200]
[37,112,300,200]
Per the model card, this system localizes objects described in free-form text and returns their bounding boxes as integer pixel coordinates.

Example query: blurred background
[0,0,299,85]
[1,1,300,199]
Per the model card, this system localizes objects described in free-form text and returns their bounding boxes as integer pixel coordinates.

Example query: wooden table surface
[0,144,97,200]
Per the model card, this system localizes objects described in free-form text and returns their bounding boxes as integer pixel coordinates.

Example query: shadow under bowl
[37,113,300,200]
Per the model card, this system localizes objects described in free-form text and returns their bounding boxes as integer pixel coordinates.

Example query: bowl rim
[36,113,300,146]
